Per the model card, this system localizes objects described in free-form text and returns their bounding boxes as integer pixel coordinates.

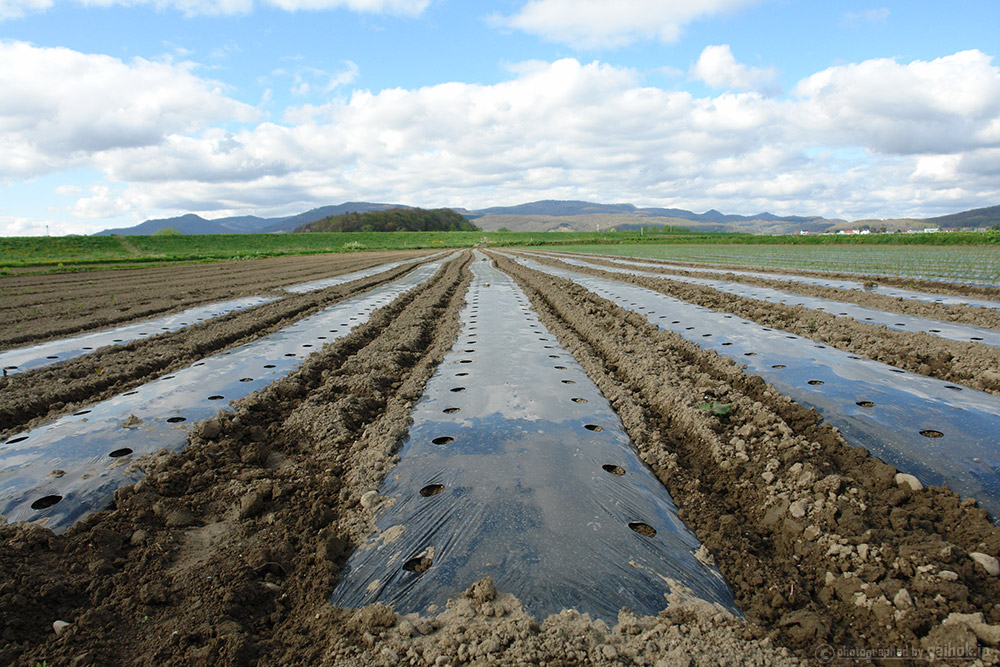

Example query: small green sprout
[699,401,732,416]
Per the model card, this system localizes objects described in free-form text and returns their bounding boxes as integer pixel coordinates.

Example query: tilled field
[1,250,999,666]
[526,253,1000,396]
[0,250,433,350]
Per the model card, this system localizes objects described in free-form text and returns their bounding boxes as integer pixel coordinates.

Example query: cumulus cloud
[3,0,427,19]
[264,0,428,14]
[5,47,1000,234]
[793,49,1000,154]
[0,41,259,178]
[0,0,51,19]
[691,44,778,92]
[497,0,763,48]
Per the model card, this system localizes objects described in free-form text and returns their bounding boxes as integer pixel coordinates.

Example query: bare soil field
[586,255,1000,302]
[0,250,433,350]
[1,250,999,666]
[528,253,1000,396]
[564,253,1000,331]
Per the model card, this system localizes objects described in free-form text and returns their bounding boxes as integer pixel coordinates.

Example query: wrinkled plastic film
[512,254,1000,524]
[540,253,1000,348]
[0,259,451,532]
[0,296,277,376]
[330,253,738,621]
[557,252,1000,311]
[283,253,446,293]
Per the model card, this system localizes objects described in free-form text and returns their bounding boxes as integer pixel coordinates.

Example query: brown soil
[525,253,1000,396]
[0,257,438,439]
[578,252,1000,302]
[0,250,433,350]
[1,250,999,666]
[492,251,1000,663]
[564,253,1000,331]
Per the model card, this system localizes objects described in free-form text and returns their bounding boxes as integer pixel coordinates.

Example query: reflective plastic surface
[0,296,277,376]
[0,260,449,532]
[512,254,1000,524]
[545,254,1000,348]
[330,254,738,621]
[562,252,1000,312]
[283,253,445,293]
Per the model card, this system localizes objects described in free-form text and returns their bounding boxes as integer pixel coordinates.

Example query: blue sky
[2,0,999,235]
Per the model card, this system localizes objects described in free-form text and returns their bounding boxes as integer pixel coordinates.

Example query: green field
[559,242,1000,285]
[2,229,998,278]
[0,230,681,269]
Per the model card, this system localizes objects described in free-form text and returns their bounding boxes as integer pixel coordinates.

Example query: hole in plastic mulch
[584,424,604,432]
[561,380,576,384]
[442,407,460,414]
[5,435,29,444]
[808,380,825,386]
[74,410,91,416]
[571,397,588,403]
[31,495,63,510]
[602,464,626,476]
[403,556,433,573]
[109,448,133,458]
[420,484,445,497]
[450,387,466,393]
[628,522,657,538]
[239,378,253,383]
[432,436,455,445]
[920,429,944,438]
[856,400,875,407]
[166,416,187,423]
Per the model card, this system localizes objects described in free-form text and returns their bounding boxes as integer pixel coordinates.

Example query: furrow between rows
[492,251,1000,657]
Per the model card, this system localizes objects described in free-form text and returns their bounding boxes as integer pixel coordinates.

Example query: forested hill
[294,207,479,233]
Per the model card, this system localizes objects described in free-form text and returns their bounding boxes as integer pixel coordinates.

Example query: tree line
[295,207,480,233]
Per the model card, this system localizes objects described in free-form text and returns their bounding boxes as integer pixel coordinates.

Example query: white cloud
[691,44,778,92]
[264,0,428,15]
[8,0,428,18]
[0,0,50,19]
[0,216,59,236]
[71,184,139,218]
[0,41,259,178]
[77,0,254,15]
[793,50,1000,154]
[4,48,1000,235]
[286,61,360,96]
[497,0,763,48]
[843,7,889,24]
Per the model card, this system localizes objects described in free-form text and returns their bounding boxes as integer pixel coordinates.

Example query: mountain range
[94,200,1000,236]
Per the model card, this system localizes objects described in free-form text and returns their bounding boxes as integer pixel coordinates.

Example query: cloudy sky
[2,0,999,235]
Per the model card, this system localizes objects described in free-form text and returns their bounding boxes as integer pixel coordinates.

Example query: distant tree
[154,227,181,236]
[296,207,480,233]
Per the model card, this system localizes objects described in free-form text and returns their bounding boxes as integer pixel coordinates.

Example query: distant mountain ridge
[463,200,823,224]
[94,202,405,236]
[94,199,997,236]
